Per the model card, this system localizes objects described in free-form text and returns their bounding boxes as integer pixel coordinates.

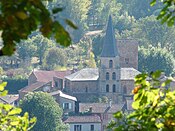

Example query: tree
[17,38,37,61]
[117,0,162,19]
[108,71,175,130]
[151,0,175,26]
[43,47,67,70]
[0,82,36,130]
[0,0,77,56]
[88,0,122,29]
[138,45,175,76]
[31,34,55,65]
[19,92,69,131]
[48,0,91,42]
[85,52,97,68]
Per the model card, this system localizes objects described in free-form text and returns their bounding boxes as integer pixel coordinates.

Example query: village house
[64,115,102,131]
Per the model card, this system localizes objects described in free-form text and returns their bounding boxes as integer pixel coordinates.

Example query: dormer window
[106,72,109,80]
[109,60,113,68]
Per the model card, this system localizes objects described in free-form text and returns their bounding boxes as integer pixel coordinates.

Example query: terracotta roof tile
[33,70,72,83]
[19,81,47,92]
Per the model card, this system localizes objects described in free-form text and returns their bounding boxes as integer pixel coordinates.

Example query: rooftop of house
[79,103,124,114]
[0,94,19,104]
[65,68,140,81]
[32,69,72,83]
[19,81,49,92]
[64,115,101,123]
[49,90,77,101]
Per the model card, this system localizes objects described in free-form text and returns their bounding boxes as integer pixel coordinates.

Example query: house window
[106,72,109,80]
[63,103,71,110]
[74,125,82,131]
[90,125,94,131]
[113,84,116,92]
[125,58,129,64]
[109,60,113,68]
[106,85,109,92]
[123,86,127,94]
[112,72,116,80]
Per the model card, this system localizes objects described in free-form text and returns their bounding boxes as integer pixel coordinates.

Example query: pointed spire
[100,15,118,57]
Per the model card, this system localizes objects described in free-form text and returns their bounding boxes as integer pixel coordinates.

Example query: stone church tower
[99,16,122,103]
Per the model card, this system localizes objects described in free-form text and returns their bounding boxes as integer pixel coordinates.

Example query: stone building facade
[64,16,140,103]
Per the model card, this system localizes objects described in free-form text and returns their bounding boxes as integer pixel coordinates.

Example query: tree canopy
[19,92,68,131]
[0,0,77,56]
[138,45,175,76]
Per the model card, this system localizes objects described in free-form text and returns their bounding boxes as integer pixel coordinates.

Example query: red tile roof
[33,70,72,83]
[64,115,101,123]
[19,81,47,92]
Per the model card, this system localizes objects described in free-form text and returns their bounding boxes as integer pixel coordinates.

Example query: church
[64,16,140,103]
[19,16,140,105]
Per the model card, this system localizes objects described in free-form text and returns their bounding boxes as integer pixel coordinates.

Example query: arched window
[112,72,116,80]
[106,72,109,80]
[113,84,116,92]
[123,86,127,94]
[106,85,109,92]
[109,60,113,68]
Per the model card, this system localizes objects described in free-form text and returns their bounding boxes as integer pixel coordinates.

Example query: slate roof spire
[101,15,118,57]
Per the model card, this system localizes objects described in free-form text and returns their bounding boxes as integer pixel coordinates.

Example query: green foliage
[85,52,97,68]
[0,0,76,56]
[151,0,175,26]
[49,0,91,42]
[0,82,36,131]
[108,71,175,130]
[114,12,136,33]
[118,0,162,19]
[20,92,69,131]
[138,45,175,75]
[88,0,122,28]
[43,47,68,70]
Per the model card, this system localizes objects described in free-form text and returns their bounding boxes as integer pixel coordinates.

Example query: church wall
[100,57,120,69]
[65,79,98,94]
[121,80,135,95]
[117,39,138,69]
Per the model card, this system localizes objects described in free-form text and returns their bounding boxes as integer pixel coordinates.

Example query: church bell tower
[99,15,121,103]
